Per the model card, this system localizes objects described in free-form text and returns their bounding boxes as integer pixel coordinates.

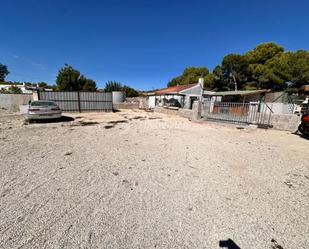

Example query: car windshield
[31,101,57,107]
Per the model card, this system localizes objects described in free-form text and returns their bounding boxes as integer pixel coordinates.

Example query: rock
[271,239,284,249]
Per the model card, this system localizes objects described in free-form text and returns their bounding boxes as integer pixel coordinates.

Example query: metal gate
[38,91,113,112]
[202,101,272,127]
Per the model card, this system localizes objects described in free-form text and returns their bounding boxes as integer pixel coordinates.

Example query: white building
[0,83,53,94]
[146,78,205,109]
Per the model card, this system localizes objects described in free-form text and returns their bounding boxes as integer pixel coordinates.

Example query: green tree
[167,76,182,87]
[167,67,209,87]
[209,66,232,90]
[204,73,215,89]
[212,66,228,90]
[104,81,139,97]
[245,42,284,64]
[79,76,97,91]
[167,42,309,91]
[0,63,9,81]
[56,64,97,91]
[243,42,285,90]
[56,64,81,91]
[221,54,249,90]
[264,50,309,89]
[214,43,288,90]
[122,85,139,97]
[8,85,22,94]
[37,82,48,88]
[247,63,284,90]
[104,81,123,92]
[287,50,309,88]
[182,67,209,79]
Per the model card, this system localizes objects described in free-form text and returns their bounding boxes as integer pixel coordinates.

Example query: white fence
[203,101,272,126]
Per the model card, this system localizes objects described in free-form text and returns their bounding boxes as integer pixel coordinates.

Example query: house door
[190,97,198,109]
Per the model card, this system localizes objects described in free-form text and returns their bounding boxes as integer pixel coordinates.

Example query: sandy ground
[0,109,308,249]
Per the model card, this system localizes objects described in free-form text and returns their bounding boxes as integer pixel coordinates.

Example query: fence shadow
[219,239,241,249]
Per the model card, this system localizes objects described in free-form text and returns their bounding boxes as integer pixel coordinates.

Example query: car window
[31,101,57,106]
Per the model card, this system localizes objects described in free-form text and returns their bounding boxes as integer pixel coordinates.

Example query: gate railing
[202,101,272,126]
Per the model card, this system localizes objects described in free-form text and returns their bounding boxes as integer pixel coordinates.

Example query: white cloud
[11,54,46,71]
[30,62,46,71]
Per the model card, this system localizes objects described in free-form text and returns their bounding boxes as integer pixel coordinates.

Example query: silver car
[27,100,62,120]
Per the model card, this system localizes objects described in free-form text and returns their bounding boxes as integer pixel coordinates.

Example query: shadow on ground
[299,134,309,140]
[219,239,241,249]
[29,116,75,124]
[292,131,309,140]
[108,120,128,124]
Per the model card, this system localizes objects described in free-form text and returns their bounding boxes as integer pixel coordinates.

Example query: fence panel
[79,92,113,111]
[247,102,272,126]
[38,91,113,112]
[39,91,79,112]
[202,101,272,126]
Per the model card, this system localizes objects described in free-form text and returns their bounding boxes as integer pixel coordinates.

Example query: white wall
[148,96,156,108]
[0,94,33,111]
[112,91,125,103]
[180,84,203,95]
[271,114,301,132]
[266,102,294,114]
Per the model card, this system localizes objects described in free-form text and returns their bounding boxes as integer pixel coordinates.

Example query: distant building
[299,85,309,96]
[147,78,205,109]
[0,83,53,94]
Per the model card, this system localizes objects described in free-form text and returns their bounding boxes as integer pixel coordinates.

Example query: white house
[0,83,53,94]
[147,78,205,109]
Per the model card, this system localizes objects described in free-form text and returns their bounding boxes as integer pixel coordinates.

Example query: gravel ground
[0,109,308,249]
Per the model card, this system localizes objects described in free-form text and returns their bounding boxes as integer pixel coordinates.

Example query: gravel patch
[0,109,308,249]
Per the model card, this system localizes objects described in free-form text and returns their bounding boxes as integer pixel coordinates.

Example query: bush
[0,86,23,94]
[104,81,139,97]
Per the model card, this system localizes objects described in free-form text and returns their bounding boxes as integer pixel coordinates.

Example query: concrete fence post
[192,100,202,120]
[32,91,39,101]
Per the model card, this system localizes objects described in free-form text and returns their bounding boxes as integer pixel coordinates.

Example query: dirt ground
[0,109,308,249]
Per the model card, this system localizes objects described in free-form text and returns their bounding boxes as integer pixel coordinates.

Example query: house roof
[300,85,309,92]
[144,92,155,96]
[155,84,198,95]
[203,90,216,95]
[209,89,270,96]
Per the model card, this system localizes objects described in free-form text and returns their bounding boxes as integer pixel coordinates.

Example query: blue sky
[1,0,309,90]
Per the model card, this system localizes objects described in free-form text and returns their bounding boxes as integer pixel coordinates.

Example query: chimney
[198,78,204,88]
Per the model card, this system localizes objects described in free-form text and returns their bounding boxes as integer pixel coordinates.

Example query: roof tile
[155,84,198,95]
